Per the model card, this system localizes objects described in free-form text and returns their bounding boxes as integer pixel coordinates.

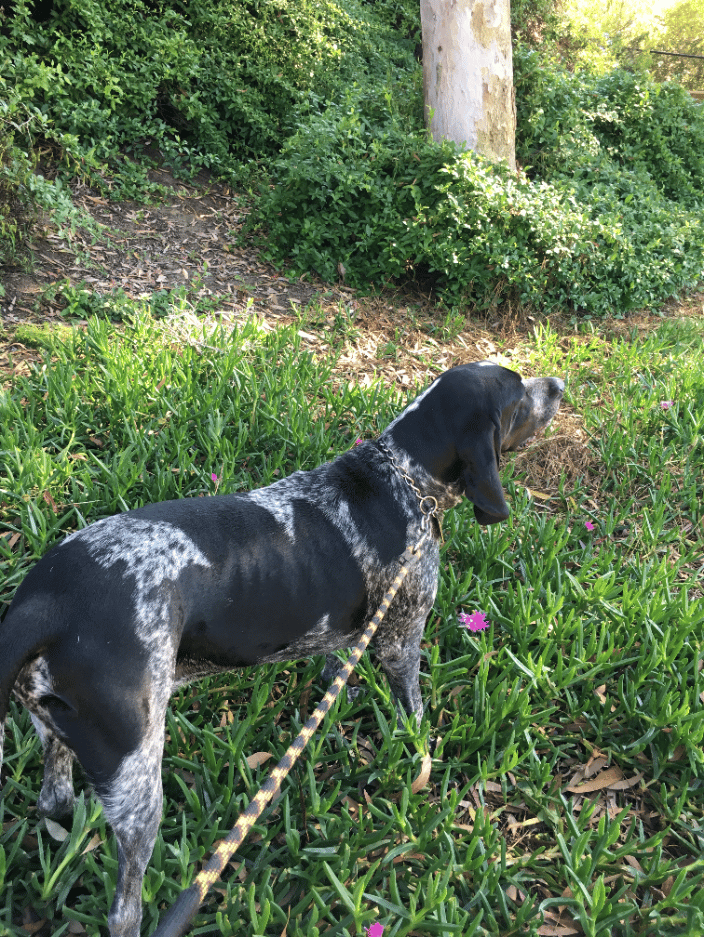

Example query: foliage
[0,0,417,193]
[559,0,704,87]
[1,309,704,934]
[510,0,562,42]
[556,0,658,73]
[514,50,704,311]
[253,55,704,316]
[2,0,704,315]
[0,74,81,272]
[51,280,224,322]
[650,0,704,91]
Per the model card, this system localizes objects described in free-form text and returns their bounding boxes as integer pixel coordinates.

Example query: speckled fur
[0,361,564,937]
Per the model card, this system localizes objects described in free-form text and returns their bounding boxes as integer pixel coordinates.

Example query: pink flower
[355,438,363,446]
[211,473,219,483]
[661,400,674,410]
[366,925,384,937]
[585,521,595,531]
[458,611,489,632]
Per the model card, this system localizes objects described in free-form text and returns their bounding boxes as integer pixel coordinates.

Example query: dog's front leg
[374,611,429,728]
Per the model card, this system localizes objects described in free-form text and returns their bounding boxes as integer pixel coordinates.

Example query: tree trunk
[420,0,516,171]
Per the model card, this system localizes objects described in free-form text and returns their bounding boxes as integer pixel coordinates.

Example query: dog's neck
[376,434,463,513]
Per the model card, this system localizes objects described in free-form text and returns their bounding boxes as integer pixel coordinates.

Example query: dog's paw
[38,785,75,820]
[321,654,341,683]
[37,778,76,820]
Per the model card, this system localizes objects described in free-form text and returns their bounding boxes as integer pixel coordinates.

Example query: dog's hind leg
[95,709,168,937]
[102,751,164,937]
[37,651,175,937]
[30,715,75,819]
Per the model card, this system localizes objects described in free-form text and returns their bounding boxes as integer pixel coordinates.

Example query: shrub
[0,0,417,192]
[253,54,704,315]
[2,0,703,316]
[0,73,84,271]
[516,50,704,204]
[0,79,36,270]
[515,49,704,310]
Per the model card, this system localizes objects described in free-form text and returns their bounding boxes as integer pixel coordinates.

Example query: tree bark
[420,0,516,171]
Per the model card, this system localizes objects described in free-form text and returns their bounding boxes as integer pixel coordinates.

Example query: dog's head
[387,361,565,524]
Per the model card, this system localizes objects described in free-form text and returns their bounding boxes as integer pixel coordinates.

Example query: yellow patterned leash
[151,536,428,937]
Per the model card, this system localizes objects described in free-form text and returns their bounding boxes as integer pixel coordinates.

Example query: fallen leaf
[565,766,624,793]
[411,753,432,793]
[607,771,644,791]
[341,795,359,820]
[44,817,69,842]
[82,832,103,855]
[526,487,553,500]
[661,875,675,896]
[506,884,527,903]
[246,751,272,770]
[42,490,58,514]
[219,709,234,727]
[4,531,21,549]
[537,924,582,936]
[20,916,47,935]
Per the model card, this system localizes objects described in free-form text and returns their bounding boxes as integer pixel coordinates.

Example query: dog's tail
[0,598,54,790]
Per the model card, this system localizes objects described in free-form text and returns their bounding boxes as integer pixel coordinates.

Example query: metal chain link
[376,437,439,536]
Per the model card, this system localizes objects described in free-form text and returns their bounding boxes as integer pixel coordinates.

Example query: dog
[0,361,564,936]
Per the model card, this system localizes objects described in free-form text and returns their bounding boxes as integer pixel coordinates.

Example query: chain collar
[376,438,440,540]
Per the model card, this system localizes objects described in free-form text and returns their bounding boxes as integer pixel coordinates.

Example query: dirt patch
[0,165,570,390]
[1,166,319,322]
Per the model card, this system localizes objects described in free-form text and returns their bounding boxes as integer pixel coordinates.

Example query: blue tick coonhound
[0,362,564,936]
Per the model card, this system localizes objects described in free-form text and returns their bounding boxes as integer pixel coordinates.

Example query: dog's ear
[458,424,510,524]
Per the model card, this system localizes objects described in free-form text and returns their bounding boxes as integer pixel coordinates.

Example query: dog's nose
[551,377,565,397]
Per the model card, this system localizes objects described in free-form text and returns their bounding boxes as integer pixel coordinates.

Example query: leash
[152,443,437,936]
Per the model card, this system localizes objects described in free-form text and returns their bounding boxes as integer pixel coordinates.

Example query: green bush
[0,79,35,270]
[0,73,84,270]
[0,0,417,192]
[253,48,704,315]
[253,90,436,287]
[2,0,703,315]
[253,101,595,309]
[0,0,419,258]
[516,51,704,204]
[515,50,704,310]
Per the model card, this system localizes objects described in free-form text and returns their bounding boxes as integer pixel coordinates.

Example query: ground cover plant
[1,302,703,936]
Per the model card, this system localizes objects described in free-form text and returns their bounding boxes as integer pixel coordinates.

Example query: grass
[1,302,703,936]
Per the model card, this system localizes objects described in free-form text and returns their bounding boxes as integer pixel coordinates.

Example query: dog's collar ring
[418,494,439,518]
